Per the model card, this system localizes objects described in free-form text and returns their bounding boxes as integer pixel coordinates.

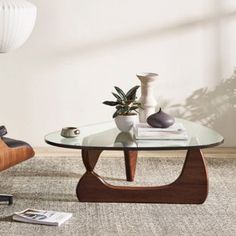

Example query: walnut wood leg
[81,149,102,171]
[76,149,103,200]
[77,148,208,204]
[124,150,137,182]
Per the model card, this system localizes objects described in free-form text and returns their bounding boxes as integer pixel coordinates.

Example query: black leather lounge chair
[0,126,34,205]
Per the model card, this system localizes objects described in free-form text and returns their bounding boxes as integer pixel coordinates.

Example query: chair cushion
[0,126,7,137]
[1,137,31,148]
[0,137,35,171]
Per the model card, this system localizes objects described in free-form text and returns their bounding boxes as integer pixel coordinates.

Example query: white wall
[0,0,235,147]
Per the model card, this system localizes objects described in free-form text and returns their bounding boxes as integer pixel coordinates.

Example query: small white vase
[114,115,138,132]
[136,72,158,123]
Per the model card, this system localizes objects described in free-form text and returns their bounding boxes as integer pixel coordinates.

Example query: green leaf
[112,92,122,101]
[113,109,121,118]
[103,101,119,106]
[133,101,141,105]
[116,105,124,110]
[121,106,129,114]
[114,86,127,100]
[126,85,140,101]
[129,106,139,111]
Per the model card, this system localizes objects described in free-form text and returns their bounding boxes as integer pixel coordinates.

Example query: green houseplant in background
[103,85,142,132]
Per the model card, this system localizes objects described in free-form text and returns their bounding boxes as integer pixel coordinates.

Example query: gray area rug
[0,154,235,236]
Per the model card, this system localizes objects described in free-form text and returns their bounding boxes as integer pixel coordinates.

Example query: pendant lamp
[0,0,37,53]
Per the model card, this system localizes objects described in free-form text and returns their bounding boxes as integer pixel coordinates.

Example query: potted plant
[103,85,142,132]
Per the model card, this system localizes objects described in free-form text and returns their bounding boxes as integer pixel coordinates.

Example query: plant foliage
[103,85,142,118]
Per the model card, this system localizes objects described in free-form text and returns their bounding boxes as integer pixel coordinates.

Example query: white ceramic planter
[137,72,158,123]
[115,115,138,132]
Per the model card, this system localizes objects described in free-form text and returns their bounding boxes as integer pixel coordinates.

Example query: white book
[134,123,188,140]
[134,133,188,140]
[135,123,186,134]
[136,139,189,147]
[13,208,72,226]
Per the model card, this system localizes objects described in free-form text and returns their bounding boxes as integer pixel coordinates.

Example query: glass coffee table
[45,118,223,204]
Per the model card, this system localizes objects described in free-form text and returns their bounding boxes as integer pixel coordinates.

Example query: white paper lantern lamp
[0,0,37,53]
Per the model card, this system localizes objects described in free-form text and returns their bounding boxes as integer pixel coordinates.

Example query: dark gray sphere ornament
[147,108,175,128]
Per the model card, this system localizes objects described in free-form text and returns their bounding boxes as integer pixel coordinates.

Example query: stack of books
[134,123,188,140]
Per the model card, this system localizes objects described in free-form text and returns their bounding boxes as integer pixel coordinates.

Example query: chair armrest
[0,138,35,171]
[0,138,8,149]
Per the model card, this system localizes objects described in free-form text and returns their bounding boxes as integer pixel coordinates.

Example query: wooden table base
[76,149,208,204]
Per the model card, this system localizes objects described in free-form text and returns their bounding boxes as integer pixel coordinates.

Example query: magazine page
[13,208,72,226]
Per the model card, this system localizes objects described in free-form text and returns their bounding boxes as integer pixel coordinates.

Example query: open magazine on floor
[12,208,72,226]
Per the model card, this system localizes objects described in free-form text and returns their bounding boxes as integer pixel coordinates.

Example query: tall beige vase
[136,72,158,123]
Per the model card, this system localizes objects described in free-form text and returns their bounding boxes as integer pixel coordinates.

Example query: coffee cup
[61,127,80,138]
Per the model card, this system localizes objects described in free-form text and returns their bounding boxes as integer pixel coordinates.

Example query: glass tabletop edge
[45,138,224,151]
